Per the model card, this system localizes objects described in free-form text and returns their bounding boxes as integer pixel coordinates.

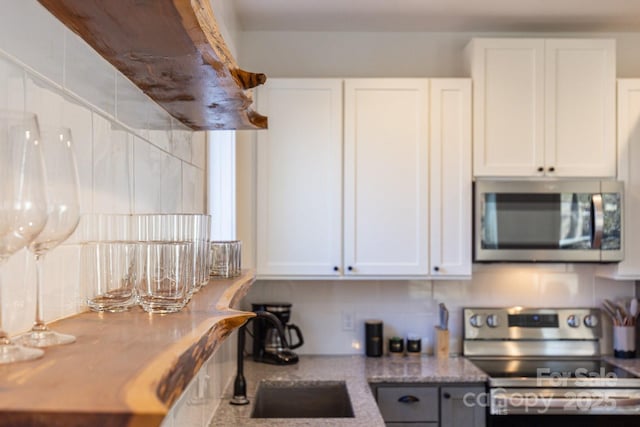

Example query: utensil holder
[613,325,636,359]
[435,327,449,359]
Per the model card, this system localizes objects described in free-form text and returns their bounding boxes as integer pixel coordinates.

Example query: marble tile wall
[0,1,207,335]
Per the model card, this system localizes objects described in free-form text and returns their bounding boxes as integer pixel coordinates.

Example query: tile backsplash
[244,264,636,356]
[0,1,206,335]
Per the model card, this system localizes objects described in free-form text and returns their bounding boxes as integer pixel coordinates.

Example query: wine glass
[0,109,48,364]
[16,126,80,348]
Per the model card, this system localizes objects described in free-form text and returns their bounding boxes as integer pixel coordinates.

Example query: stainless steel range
[464,307,640,427]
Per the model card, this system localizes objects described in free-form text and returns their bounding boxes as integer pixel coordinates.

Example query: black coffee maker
[251,303,304,365]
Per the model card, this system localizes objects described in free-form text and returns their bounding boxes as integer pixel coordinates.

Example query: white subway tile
[64,29,116,116]
[0,0,64,85]
[116,73,149,139]
[148,102,172,152]
[92,113,133,213]
[0,54,25,111]
[182,163,205,213]
[191,131,207,169]
[1,250,30,335]
[133,137,162,213]
[171,119,193,162]
[161,153,182,213]
[62,95,93,217]
[25,73,64,126]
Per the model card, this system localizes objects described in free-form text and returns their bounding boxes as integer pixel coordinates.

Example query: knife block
[435,327,449,359]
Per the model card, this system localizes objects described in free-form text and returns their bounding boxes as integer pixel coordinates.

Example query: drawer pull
[398,395,420,404]
[443,392,451,399]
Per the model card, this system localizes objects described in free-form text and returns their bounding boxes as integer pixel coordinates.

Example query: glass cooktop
[469,358,637,379]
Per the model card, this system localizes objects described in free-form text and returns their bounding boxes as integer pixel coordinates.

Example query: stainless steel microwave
[474,180,623,262]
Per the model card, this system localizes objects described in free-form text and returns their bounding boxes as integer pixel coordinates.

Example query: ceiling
[234,0,640,32]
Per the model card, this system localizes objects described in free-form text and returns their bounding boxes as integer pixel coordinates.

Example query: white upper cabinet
[429,79,472,277]
[344,79,430,276]
[467,39,545,177]
[467,38,616,178]
[256,79,343,276]
[598,80,640,279]
[255,78,471,279]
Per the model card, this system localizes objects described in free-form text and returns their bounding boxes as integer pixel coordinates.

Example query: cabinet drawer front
[377,386,439,422]
[387,423,438,427]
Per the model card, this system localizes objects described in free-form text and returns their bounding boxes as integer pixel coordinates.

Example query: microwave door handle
[591,194,604,249]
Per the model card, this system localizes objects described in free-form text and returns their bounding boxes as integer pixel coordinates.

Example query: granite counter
[211,355,488,426]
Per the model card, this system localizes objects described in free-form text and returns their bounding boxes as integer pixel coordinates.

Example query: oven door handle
[591,194,604,249]
[492,392,640,415]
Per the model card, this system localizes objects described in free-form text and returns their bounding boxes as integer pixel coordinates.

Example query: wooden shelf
[37,0,267,131]
[0,271,256,427]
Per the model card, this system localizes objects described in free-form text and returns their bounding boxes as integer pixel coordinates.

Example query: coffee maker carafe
[251,303,304,365]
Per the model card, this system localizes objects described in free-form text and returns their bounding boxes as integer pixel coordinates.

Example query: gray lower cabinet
[440,386,485,427]
[374,384,485,427]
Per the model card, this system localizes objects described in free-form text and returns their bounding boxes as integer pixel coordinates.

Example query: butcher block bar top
[37,0,267,131]
[0,271,256,427]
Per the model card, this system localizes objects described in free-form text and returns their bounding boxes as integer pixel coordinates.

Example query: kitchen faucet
[230,310,289,405]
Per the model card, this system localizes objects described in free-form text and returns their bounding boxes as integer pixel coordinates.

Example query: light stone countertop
[211,355,488,426]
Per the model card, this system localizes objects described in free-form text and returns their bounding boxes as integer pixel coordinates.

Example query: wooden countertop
[0,271,256,427]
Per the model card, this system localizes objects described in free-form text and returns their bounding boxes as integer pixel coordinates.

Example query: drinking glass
[16,127,81,348]
[137,241,191,313]
[81,241,138,312]
[0,110,48,363]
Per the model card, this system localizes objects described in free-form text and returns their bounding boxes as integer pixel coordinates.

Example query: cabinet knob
[347,266,353,272]
[398,395,420,404]
[548,166,555,172]
[443,392,451,399]
[537,166,544,172]
[433,266,440,272]
[333,266,339,272]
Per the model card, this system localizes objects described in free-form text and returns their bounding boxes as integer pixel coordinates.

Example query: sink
[251,380,355,418]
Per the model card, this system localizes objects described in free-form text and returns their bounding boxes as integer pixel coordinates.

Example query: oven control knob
[470,314,484,328]
[486,314,499,328]
[584,314,599,328]
[567,314,580,328]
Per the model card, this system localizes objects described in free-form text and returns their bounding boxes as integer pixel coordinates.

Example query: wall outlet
[341,311,355,331]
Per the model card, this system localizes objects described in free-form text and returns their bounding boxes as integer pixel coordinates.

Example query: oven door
[488,387,640,427]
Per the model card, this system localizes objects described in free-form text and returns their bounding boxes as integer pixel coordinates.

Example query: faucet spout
[230,310,289,405]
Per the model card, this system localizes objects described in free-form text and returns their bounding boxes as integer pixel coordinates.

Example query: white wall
[239,31,640,78]
[236,30,638,356]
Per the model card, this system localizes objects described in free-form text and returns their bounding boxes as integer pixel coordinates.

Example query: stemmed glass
[0,110,48,363]
[16,127,80,348]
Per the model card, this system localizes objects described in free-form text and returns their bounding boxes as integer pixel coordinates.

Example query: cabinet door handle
[443,392,451,399]
[347,266,353,272]
[548,166,555,172]
[333,266,339,272]
[398,395,420,404]
[433,266,440,272]
[537,166,544,172]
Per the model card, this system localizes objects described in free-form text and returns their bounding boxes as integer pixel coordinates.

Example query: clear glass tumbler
[81,241,138,312]
[137,241,191,314]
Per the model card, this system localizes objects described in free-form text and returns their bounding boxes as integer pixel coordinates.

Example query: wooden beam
[37,0,267,130]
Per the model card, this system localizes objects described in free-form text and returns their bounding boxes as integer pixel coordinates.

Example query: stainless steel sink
[250,380,355,418]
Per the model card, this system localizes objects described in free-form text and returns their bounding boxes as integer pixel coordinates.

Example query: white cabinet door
[429,79,472,277]
[544,39,616,177]
[468,39,545,177]
[468,38,616,178]
[344,79,429,276]
[256,79,343,277]
[598,79,640,279]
